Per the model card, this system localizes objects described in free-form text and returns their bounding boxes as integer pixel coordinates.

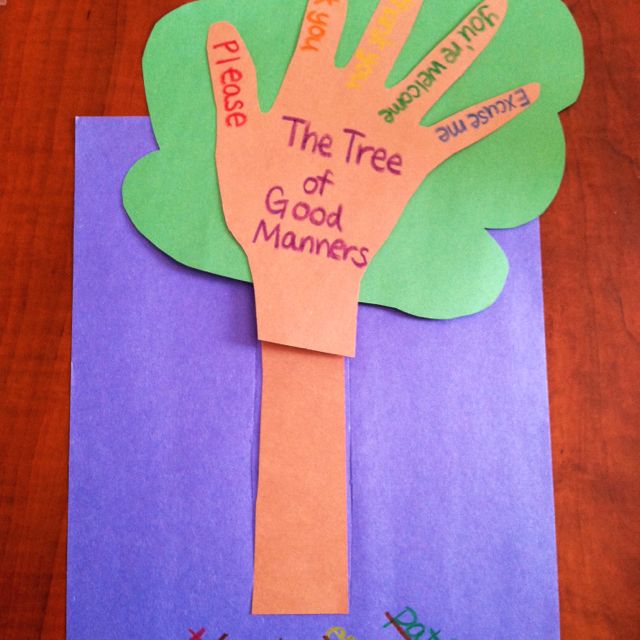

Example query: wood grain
[542,1,640,636]
[0,1,637,638]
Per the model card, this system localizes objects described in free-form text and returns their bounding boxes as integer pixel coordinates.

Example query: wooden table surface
[0,1,638,638]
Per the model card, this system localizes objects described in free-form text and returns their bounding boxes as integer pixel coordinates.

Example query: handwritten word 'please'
[282,116,404,175]
[211,39,247,127]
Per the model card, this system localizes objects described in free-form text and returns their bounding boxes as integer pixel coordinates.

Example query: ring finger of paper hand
[378,0,509,130]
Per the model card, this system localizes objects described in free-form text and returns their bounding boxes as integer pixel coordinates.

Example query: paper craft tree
[123,0,583,616]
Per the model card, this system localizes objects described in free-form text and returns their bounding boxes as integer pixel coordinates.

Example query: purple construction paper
[69,116,559,640]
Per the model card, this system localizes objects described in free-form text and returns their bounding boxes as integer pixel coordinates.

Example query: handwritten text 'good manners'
[251,116,405,269]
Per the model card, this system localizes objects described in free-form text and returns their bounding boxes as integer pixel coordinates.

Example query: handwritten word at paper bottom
[385,608,457,640]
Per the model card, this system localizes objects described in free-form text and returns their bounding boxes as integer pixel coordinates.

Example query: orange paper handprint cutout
[205,0,542,615]
[207,0,539,357]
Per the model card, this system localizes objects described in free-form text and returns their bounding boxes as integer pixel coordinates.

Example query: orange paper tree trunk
[252,342,348,614]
